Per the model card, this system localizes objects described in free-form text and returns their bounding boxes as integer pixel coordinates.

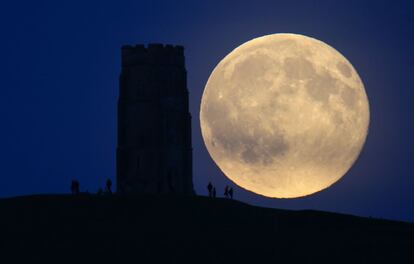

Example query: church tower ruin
[117,44,194,195]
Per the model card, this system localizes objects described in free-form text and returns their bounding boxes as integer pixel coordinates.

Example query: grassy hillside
[0,194,412,263]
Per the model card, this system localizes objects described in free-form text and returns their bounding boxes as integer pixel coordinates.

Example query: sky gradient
[0,0,413,221]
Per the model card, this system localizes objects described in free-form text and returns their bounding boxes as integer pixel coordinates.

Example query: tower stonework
[117,44,194,195]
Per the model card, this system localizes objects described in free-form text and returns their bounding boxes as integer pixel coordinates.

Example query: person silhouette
[71,180,80,195]
[212,187,216,198]
[207,182,213,197]
[229,187,234,199]
[106,179,113,194]
[75,180,80,194]
[70,180,77,195]
[224,186,229,198]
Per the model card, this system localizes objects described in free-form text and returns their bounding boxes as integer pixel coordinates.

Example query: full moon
[200,33,369,198]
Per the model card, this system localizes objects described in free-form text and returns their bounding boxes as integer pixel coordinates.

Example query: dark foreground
[0,195,412,263]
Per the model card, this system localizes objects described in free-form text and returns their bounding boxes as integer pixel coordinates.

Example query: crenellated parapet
[121,43,185,68]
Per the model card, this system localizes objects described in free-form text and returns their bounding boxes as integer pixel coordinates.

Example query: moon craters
[306,70,338,103]
[202,79,289,167]
[337,61,353,78]
[284,57,315,80]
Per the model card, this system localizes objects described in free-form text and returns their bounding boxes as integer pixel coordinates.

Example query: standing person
[207,182,213,197]
[106,179,113,194]
[229,187,234,199]
[70,180,76,194]
[71,180,80,195]
[75,180,80,194]
[70,180,77,195]
[212,187,216,198]
[224,186,229,198]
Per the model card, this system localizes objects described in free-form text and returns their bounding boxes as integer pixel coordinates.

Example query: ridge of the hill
[0,194,412,263]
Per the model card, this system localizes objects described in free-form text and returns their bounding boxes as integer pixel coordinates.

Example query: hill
[0,194,412,263]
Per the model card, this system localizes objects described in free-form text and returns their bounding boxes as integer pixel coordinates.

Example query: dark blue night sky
[0,0,413,221]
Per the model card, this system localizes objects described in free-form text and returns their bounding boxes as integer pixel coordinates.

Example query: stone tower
[117,44,194,195]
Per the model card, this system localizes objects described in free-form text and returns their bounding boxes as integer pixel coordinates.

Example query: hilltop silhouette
[0,194,412,263]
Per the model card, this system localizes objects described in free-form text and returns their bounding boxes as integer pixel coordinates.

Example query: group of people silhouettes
[71,179,234,199]
[207,182,234,199]
[207,182,216,198]
[224,185,233,199]
[71,179,113,195]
